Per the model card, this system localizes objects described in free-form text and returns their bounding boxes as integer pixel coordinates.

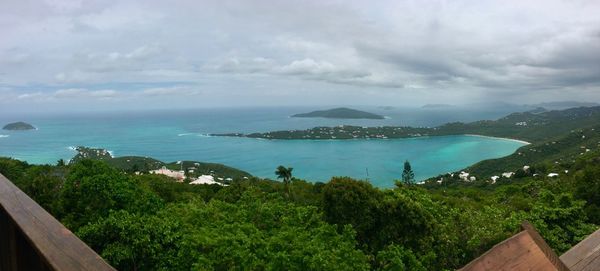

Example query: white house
[491,176,500,183]
[189,175,227,186]
[469,176,476,182]
[502,172,514,178]
[150,166,185,181]
[459,171,470,181]
[547,173,559,178]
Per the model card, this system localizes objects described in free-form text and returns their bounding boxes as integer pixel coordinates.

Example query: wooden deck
[0,173,115,271]
[459,222,569,271]
[560,228,600,271]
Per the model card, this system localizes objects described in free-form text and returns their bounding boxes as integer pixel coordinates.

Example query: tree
[402,160,415,184]
[322,177,383,249]
[57,159,66,167]
[275,165,293,196]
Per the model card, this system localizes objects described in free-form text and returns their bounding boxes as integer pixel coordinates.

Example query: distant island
[292,107,385,119]
[421,104,454,109]
[231,106,600,142]
[2,122,35,131]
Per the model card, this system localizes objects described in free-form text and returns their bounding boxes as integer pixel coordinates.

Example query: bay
[0,107,527,187]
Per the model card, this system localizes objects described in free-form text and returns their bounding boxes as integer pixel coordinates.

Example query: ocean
[0,106,527,187]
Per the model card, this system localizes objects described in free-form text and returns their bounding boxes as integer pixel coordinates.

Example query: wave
[0,135,9,138]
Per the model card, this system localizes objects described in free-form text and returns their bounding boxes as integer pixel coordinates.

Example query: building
[502,172,515,178]
[189,175,227,186]
[149,166,185,181]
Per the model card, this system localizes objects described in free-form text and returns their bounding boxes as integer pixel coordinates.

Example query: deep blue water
[0,106,526,187]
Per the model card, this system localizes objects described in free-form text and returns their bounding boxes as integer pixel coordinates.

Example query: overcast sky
[1,0,599,112]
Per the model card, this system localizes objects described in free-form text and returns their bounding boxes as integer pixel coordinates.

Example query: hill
[421,104,454,109]
[219,106,600,142]
[292,107,385,119]
[3,121,35,130]
[527,101,600,110]
[70,146,252,180]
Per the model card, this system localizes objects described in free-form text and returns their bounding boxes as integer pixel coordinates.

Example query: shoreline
[216,133,532,145]
[464,134,531,145]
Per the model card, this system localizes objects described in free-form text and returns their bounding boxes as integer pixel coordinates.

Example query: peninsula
[2,121,35,131]
[70,146,253,180]
[217,106,600,143]
[291,107,385,119]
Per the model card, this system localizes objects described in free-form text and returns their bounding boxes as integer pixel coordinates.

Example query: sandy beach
[464,134,531,145]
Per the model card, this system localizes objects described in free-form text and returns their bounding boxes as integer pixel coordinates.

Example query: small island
[291,107,385,119]
[2,122,36,131]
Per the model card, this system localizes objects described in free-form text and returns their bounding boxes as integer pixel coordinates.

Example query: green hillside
[219,106,600,142]
[70,146,252,180]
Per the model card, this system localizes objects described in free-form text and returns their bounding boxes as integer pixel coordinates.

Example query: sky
[1,0,599,112]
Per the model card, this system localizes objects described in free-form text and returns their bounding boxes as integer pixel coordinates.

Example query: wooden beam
[0,173,115,271]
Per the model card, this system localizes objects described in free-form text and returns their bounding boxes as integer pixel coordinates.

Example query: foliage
[2,145,600,270]
[275,165,293,196]
[401,160,415,184]
[376,245,426,271]
[59,159,163,229]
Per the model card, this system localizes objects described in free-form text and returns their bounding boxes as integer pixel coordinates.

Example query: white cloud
[141,86,201,97]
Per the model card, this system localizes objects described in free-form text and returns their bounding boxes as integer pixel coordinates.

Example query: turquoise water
[0,107,526,187]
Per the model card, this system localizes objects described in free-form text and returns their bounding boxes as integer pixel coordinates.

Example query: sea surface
[0,106,527,187]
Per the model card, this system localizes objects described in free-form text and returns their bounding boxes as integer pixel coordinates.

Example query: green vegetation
[291,107,385,119]
[2,146,600,270]
[2,121,35,130]
[70,146,252,180]
[402,160,415,184]
[275,165,293,197]
[219,106,600,142]
[2,106,600,270]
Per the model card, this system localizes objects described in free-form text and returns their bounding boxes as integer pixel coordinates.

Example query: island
[421,104,454,109]
[2,121,36,131]
[214,106,600,180]
[291,107,385,119]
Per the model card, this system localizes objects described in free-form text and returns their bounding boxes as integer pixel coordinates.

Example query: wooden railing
[0,173,115,271]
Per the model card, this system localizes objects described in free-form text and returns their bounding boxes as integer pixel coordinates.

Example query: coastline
[464,134,531,145]
[219,132,532,145]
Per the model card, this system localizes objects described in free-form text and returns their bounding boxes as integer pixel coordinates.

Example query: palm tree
[275,165,293,196]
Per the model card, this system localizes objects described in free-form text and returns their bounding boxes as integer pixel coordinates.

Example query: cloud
[1,0,600,109]
[15,88,121,101]
[141,86,201,96]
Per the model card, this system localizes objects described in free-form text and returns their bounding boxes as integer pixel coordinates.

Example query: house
[189,175,227,186]
[548,173,559,178]
[459,172,470,181]
[469,176,476,182]
[491,176,500,183]
[150,166,185,181]
[502,172,514,178]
